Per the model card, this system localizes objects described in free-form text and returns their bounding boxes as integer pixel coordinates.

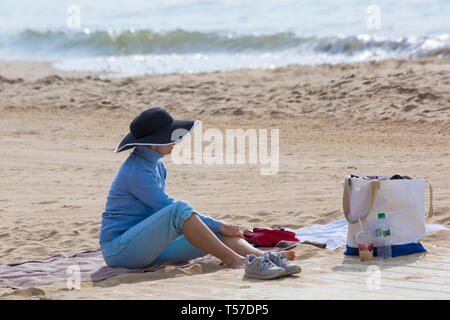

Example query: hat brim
[115,119,199,153]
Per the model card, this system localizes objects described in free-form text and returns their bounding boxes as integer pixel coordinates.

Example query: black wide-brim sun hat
[115,107,199,153]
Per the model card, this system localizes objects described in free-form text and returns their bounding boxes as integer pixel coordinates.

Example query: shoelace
[258,254,275,273]
[269,252,286,266]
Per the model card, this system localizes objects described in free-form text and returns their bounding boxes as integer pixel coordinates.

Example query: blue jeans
[100,201,222,269]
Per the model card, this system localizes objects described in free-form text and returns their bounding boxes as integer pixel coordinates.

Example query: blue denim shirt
[99,146,223,243]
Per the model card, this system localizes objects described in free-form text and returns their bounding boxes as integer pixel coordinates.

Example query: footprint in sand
[40,230,59,240]
[403,104,418,112]
[256,210,271,217]
[37,200,58,205]
[292,211,304,217]
[233,108,245,115]
[88,227,99,235]
[417,92,440,100]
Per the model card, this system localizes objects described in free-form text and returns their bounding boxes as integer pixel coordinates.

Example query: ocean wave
[15,29,303,55]
[9,28,450,58]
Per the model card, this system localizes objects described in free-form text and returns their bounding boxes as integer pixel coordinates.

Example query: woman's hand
[219,223,243,238]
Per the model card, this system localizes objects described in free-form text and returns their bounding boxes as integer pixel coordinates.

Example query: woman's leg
[154,232,295,266]
[221,236,265,257]
[181,213,245,268]
[220,236,296,260]
[153,233,218,263]
[102,201,244,269]
[153,233,261,265]
[102,201,196,268]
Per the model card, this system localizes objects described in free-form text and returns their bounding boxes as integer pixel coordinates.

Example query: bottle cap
[378,213,385,219]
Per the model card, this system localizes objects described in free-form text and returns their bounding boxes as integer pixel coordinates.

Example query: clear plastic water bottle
[375,213,392,259]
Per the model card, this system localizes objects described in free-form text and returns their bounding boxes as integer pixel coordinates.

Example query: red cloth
[243,228,299,247]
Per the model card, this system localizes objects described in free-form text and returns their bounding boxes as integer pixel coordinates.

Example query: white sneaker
[244,254,286,280]
[267,252,302,275]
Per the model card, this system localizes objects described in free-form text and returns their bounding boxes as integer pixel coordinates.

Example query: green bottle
[375,213,385,238]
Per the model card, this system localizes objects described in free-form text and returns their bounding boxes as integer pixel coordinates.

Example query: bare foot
[280,250,296,261]
[226,256,246,269]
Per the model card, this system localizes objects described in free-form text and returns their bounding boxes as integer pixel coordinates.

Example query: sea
[0,0,449,77]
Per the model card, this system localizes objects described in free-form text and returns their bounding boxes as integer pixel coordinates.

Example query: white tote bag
[342,174,433,256]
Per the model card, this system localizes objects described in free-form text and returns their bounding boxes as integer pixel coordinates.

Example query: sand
[0,57,449,299]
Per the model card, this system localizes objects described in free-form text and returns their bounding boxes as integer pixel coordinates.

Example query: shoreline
[0,60,99,82]
[0,55,449,80]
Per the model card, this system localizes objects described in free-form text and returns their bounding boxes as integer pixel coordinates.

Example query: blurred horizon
[0,0,449,76]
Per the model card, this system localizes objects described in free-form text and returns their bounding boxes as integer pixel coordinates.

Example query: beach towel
[0,241,297,290]
[290,218,450,250]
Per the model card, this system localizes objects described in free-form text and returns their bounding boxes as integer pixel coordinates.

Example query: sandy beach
[0,57,449,299]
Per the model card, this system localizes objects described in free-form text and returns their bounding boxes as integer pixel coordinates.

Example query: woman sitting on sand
[99,107,295,270]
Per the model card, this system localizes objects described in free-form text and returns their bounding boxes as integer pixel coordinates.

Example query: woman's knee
[170,200,196,233]
[173,200,192,212]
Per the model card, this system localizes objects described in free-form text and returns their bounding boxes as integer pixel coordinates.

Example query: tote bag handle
[426,179,433,218]
[343,176,380,224]
[343,177,434,223]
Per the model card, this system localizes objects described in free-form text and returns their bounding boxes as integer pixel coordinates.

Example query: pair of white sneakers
[245,252,302,280]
